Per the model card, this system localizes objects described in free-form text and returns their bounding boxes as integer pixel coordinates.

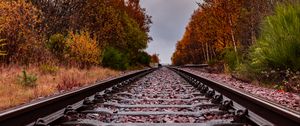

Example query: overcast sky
[140,0,199,64]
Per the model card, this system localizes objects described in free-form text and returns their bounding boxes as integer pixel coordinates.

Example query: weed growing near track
[17,70,37,88]
[0,65,120,110]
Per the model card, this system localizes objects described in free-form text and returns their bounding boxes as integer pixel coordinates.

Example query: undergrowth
[57,74,81,91]
[231,3,300,93]
[17,70,37,88]
[39,64,59,75]
[0,65,120,110]
[250,3,300,71]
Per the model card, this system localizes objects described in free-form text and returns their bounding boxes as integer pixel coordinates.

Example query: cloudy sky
[140,0,199,64]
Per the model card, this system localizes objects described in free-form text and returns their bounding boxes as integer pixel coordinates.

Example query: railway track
[0,67,299,126]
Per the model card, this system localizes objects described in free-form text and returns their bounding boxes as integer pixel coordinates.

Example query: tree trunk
[250,2,256,45]
[202,45,206,62]
[206,42,210,62]
[229,17,239,64]
[229,18,238,53]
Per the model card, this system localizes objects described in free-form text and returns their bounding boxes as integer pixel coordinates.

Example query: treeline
[0,0,155,70]
[172,0,277,66]
[172,0,298,69]
[172,0,300,92]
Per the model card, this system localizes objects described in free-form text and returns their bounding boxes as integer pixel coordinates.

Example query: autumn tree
[0,0,152,68]
[29,0,152,68]
[0,0,49,64]
[0,39,5,56]
[64,31,101,67]
[0,25,5,56]
[125,0,152,34]
[172,0,287,68]
[151,54,160,64]
[30,0,151,50]
[30,0,86,37]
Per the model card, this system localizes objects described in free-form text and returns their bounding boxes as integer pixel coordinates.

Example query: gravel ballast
[181,68,300,112]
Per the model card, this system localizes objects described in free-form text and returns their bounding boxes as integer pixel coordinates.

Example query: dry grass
[0,65,120,110]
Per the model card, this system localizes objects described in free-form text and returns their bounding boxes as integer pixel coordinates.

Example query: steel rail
[0,68,155,126]
[182,64,209,68]
[170,67,300,126]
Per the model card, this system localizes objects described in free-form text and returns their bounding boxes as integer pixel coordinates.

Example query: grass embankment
[0,65,120,110]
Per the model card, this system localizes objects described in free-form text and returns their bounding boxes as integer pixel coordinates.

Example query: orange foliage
[0,39,5,56]
[31,0,151,51]
[0,0,51,64]
[125,0,152,33]
[151,54,160,63]
[0,0,152,67]
[65,31,101,67]
[172,0,275,65]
